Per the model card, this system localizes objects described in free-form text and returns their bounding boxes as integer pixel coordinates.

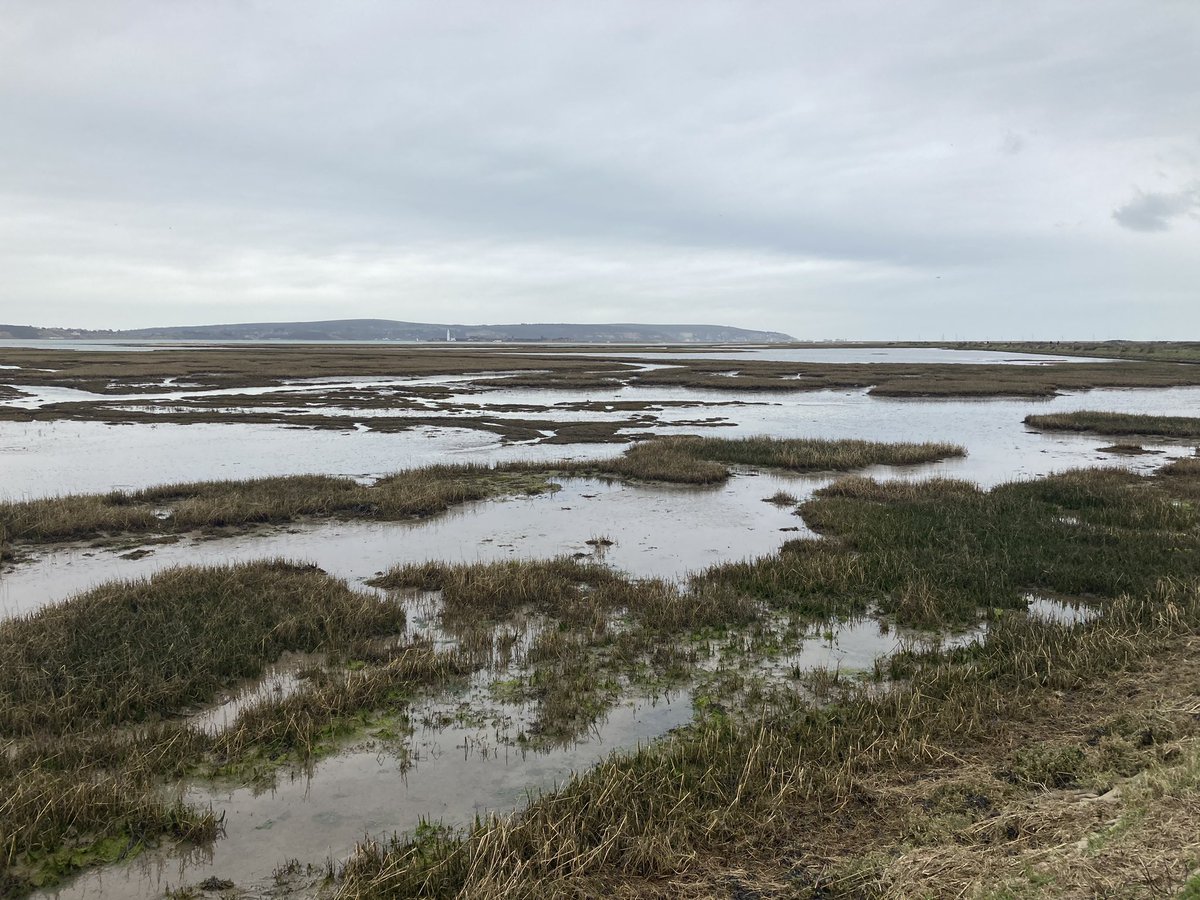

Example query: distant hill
[0,319,794,343]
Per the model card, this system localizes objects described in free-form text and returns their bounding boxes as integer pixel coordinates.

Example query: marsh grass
[764,490,799,505]
[0,770,218,892]
[628,355,1200,397]
[1025,411,1200,439]
[9,343,1200,405]
[214,644,470,760]
[0,436,963,552]
[0,345,635,394]
[0,561,407,734]
[372,556,760,636]
[4,402,655,445]
[572,435,963,484]
[337,577,1200,899]
[0,466,553,545]
[370,557,757,744]
[8,437,1199,893]
[660,434,965,471]
[1159,452,1200,502]
[368,557,622,623]
[592,440,730,483]
[0,562,473,895]
[698,467,1200,628]
[948,339,1200,364]
[360,458,1200,748]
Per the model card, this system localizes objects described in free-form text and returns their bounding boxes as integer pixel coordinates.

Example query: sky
[1,1,1198,339]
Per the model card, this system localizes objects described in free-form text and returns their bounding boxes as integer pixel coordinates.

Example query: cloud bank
[1,1,1198,337]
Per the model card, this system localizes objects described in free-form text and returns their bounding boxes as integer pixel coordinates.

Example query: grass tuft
[1025,411,1200,439]
[0,561,406,734]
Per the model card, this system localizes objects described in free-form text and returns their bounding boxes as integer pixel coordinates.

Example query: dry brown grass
[801,638,1200,900]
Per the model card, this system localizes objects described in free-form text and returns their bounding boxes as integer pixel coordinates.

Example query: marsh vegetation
[340,586,1200,899]
[5,344,1200,898]
[949,339,1200,365]
[4,443,1199,897]
[1026,410,1200,439]
[4,344,1200,431]
[0,435,961,556]
[336,457,1200,899]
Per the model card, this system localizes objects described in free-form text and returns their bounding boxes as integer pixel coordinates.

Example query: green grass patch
[698,467,1200,627]
[0,560,407,733]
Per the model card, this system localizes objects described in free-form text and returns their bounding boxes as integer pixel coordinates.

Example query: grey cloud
[1000,132,1025,156]
[1112,185,1200,232]
[2,0,1200,337]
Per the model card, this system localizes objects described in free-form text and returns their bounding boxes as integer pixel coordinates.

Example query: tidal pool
[3,384,1196,499]
[7,367,1197,899]
[38,687,694,900]
[1,474,812,617]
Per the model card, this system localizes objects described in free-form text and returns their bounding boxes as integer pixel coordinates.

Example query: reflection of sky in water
[42,686,693,900]
[11,359,1195,899]
[2,384,1197,499]
[1,475,811,617]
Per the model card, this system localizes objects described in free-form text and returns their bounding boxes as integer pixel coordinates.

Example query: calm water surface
[8,357,1196,900]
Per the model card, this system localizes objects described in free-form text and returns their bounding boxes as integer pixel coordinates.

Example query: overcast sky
[2,1,1198,338]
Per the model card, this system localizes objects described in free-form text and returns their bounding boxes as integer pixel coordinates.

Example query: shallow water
[752,594,1094,686]
[39,689,693,900]
[5,382,1198,615]
[0,419,620,499]
[1,475,811,617]
[8,367,1197,899]
[459,384,1200,488]
[1,373,497,410]
[1026,594,1101,625]
[2,385,1197,499]
[189,653,317,736]
[764,617,985,678]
